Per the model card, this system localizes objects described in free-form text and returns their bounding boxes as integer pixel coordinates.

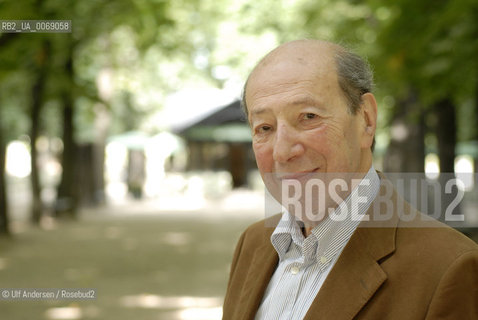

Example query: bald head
[251,40,340,74]
[243,39,374,118]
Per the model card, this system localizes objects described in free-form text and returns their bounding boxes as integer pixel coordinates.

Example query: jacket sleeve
[226,231,246,291]
[223,230,247,319]
[425,249,478,319]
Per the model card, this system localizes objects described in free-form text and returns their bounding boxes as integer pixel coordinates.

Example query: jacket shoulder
[396,211,478,258]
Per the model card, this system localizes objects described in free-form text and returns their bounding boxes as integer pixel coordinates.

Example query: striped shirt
[255,167,380,320]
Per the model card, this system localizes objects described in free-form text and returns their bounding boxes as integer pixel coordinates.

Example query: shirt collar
[271,166,380,266]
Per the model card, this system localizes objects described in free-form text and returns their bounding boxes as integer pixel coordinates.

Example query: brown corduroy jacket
[223,181,478,320]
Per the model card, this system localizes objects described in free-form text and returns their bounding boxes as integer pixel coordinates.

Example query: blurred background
[0,0,477,319]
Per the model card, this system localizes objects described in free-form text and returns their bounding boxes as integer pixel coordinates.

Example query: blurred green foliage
[0,0,476,141]
[0,0,477,226]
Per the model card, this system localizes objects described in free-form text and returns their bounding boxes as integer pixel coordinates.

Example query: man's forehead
[246,43,338,98]
[254,40,338,71]
[247,40,338,87]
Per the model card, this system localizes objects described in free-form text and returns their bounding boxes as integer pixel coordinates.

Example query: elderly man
[222,40,478,320]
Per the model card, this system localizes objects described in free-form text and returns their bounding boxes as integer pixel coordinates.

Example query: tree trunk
[0,35,18,234]
[76,144,94,205]
[55,40,79,217]
[434,98,461,221]
[383,90,426,172]
[75,143,105,206]
[229,143,247,188]
[435,98,457,173]
[91,105,109,206]
[0,120,10,235]
[92,142,106,205]
[30,40,51,224]
[55,93,78,217]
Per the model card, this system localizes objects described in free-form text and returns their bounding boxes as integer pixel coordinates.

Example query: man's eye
[255,125,272,134]
[304,113,317,120]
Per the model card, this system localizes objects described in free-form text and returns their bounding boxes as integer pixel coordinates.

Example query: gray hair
[334,48,374,114]
[335,48,375,151]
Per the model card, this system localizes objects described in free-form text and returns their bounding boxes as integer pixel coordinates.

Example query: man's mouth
[276,168,320,180]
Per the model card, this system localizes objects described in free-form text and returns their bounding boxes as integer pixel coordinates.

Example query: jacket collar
[236,177,401,320]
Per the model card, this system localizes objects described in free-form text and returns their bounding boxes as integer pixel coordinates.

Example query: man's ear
[360,93,377,149]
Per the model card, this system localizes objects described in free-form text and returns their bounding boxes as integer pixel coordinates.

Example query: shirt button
[320,256,328,264]
[291,266,300,274]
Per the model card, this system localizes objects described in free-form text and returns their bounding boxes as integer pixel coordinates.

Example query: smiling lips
[276,168,320,180]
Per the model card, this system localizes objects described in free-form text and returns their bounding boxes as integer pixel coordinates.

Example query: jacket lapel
[235,178,402,320]
[303,227,392,320]
[304,179,401,320]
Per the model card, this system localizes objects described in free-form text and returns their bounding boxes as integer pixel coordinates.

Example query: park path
[1,189,265,320]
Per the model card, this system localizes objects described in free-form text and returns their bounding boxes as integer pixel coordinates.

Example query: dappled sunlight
[425,154,440,180]
[105,142,128,201]
[45,305,100,320]
[6,141,31,178]
[219,189,264,212]
[425,153,475,191]
[143,132,184,198]
[184,176,207,207]
[0,257,8,271]
[176,306,223,320]
[160,232,191,246]
[9,221,29,234]
[119,294,222,309]
[106,182,129,201]
[455,155,474,191]
[45,306,82,320]
[40,215,58,230]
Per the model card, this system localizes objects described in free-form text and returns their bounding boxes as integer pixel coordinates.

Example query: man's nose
[272,123,304,163]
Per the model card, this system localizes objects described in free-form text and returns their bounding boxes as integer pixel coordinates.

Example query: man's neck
[299,166,375,237]
[303,226,313,237]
